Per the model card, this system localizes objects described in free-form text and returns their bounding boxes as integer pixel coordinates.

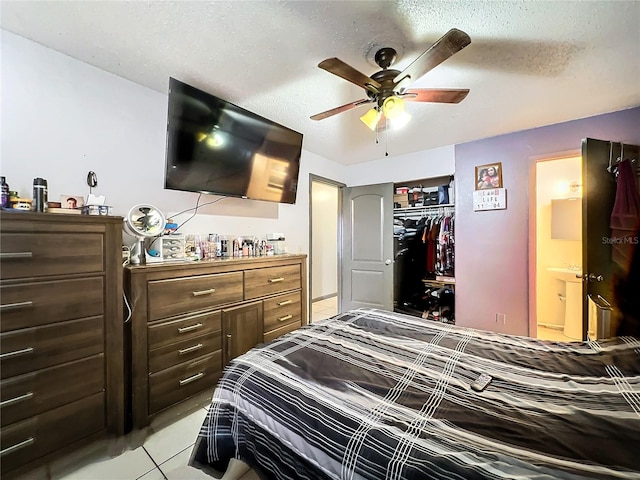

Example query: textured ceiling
[1,1,639,165]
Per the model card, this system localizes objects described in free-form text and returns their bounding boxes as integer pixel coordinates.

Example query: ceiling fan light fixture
[360,108,382,131]
[382,96,405,119]
[390,110,412,129]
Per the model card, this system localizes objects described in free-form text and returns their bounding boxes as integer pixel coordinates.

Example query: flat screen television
[164,78,303,204]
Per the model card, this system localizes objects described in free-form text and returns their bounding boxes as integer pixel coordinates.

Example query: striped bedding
[190,308,640,479]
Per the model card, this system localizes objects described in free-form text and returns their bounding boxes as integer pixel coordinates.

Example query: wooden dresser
[0,212,124,478]
[125,254,307,429]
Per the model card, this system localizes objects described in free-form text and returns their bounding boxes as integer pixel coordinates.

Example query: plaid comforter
[191,308,640,479]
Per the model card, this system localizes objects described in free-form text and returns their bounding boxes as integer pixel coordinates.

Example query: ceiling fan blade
[400,88,470,104]
[318,58,382,94]
[394,29,471,90]
[310,98,374,121]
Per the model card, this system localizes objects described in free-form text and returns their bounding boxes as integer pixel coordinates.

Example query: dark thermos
[33,177,48,212]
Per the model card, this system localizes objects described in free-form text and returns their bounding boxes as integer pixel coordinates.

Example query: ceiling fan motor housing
[369,68,402,107]
[374,47,397,69]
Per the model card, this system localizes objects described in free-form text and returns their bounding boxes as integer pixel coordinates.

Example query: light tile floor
[43,406,259,480]
[537,325,575,342]
[27,300,339,480]
[311,295,338,322]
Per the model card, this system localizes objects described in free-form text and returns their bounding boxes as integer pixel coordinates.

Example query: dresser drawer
[0,233,104,280]
[0,354,104,427]
[0,392,104,476]
[263,291,302,333]
[149,352,222,414]
[263,320,302,343]
[148,310,221,351]
[0,316,104,379]
[244,264,301,300]
[149,330,221,374]
[0,278,103,333]
[148,272,243,321]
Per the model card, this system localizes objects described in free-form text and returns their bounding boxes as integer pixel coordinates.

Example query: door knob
[385,259,392,265]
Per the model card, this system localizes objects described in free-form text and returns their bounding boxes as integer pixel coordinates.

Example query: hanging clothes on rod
[393,205,455,322]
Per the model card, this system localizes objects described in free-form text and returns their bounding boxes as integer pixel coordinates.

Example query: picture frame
[60,195,85,209]
[475,162,503,190]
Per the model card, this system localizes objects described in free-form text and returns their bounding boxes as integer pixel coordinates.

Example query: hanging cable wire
[170,195,228,218]
[172,195,229,232]
[173,194,202,232]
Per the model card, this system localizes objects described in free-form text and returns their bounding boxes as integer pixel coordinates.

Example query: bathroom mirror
[551,198,581,241]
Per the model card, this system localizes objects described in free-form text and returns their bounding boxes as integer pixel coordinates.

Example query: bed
[190,308,640,479]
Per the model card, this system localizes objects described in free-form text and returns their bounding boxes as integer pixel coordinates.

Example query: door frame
[308,174,345,322]
[528,149,581,338]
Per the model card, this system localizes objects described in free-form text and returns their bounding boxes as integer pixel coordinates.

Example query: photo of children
[475,163,503,190]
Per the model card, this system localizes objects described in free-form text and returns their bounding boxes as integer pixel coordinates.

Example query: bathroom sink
[547,267,584,340]
[547,267,583,283]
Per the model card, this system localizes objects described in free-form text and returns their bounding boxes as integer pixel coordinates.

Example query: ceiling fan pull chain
[385,127,389,157]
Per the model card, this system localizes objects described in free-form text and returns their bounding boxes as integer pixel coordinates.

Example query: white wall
[1,29,459,284]
[0,30,346,257]
[344,145,455,186]
[311,181,338,299]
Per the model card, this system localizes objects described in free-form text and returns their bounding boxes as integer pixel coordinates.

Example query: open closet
[393,176,455,323]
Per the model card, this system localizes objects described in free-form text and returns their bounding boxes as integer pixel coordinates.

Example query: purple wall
[454,106,640,336]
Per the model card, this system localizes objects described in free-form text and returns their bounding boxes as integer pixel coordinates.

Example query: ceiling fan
[310,28,471,131]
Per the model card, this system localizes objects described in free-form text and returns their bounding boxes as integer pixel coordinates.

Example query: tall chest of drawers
[0,212,124,478]
[125,254,307,429]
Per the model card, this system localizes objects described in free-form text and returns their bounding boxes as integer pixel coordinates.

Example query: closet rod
[394,203,454,212]
[394,204,454,219]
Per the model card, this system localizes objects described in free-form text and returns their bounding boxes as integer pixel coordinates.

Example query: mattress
[191,308,640,479]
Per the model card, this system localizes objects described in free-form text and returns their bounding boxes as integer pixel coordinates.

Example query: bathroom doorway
[309,175,343,323]
[531,140,640,342]
[534,156,583,341]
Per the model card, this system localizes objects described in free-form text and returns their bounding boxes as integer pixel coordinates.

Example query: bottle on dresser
[1,176,10,208]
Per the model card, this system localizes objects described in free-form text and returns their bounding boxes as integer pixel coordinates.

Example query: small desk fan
[124,204,166,265]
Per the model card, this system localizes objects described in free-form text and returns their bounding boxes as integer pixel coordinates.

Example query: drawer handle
[0,252,33,260]
[0,301,34,312]
[226,334,232,354]
[277,300,293,307]
[0,391,34,408]
[179,343,204,355]
[179,372,204,386]
[0,347,34,360]
[178,323,203,334]
[192,288,215,297]
[1,437,35,457]
[269,277,285,283]
[278,314,293,322]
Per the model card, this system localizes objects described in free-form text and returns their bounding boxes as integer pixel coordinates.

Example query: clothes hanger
[607,143,637,179]
[607,142,621,179]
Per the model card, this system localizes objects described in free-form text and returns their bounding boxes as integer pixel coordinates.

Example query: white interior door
[340,183,394,311]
